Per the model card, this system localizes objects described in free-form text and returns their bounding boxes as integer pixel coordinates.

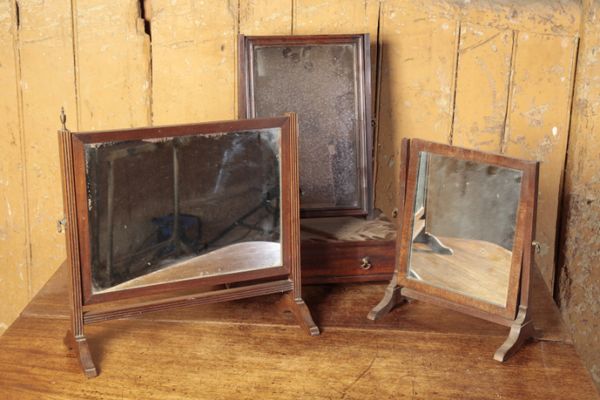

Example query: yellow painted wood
[395,0,580,37]
[151,0,238,125]
[17,0,77,295]
[293,0,379,36]
[0,1,28,334]
[73,0,151,130]
[374,0,459,213]
[452,24,513,152]
[503,32,578,290]
[239,0,292,35]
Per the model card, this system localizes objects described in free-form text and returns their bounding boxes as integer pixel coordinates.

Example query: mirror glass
[407,152,522,307]
[84,128,282,294]
[251,43,362,211]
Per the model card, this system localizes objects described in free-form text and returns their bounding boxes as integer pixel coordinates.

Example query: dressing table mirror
[58,112,318,377]
[369,139,539,361]
[238,33,373,217]
[238,34,398,283]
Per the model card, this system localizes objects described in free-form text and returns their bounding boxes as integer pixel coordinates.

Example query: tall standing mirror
[369,139,539,362]
[238,34,373,217]
[59,113,319,378]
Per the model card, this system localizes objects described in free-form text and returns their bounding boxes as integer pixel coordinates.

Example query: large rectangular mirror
[59,114,319,377]
[85,130,281,295]
[369,139,539,362]
[238,34,373,217]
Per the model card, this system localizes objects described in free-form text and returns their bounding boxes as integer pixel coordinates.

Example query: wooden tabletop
[0,263,598,399]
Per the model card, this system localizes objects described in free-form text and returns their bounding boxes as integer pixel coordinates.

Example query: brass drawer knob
[360,256,372,270]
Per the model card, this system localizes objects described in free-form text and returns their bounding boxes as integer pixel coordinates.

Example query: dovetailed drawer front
[300,240,396,284]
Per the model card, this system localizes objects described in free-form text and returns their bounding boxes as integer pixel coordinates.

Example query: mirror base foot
[414,230,453,255]
[64,330,98,378]
[279,293,320,336]
[367,284,406,321]
[493,306,534,362]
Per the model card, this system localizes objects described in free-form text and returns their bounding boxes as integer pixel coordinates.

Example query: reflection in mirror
[407,152,523,307]
[252,44,361,210]
[85,129,281,293]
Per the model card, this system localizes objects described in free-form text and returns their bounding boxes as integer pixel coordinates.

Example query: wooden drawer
[301,239,395,284]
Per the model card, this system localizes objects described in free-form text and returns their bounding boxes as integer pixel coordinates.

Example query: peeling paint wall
[0,3,593,387]
[374,0,580,295]
[558,0,600,390]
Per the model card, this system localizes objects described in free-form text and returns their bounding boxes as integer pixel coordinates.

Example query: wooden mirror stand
[58,111,318,378]
[368,139,540,362]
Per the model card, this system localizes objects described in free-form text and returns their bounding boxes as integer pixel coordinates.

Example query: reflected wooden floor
[410,237,511,306]
[101,241,281,292]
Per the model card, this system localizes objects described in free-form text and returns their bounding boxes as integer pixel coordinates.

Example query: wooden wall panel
[558,0,600,390]
[503,32,578,290]
[293,0,379,35]
[73,0,151,130]
[451,24,513,152]
[17,0,77,295]
[0,0,28,334]
[374,0,458,212]
[239,0,292,35]
[151,0,238,125]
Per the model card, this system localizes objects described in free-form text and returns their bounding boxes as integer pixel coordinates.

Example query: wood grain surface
[0,262,597,399]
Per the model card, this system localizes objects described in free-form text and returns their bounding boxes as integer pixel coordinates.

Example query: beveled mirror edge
[237,33,374,218]
[68,117,296,306]
[395,139,539,325]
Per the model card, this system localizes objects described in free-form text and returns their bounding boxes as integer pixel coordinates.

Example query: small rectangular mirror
[408,152,523,307]
[238,34,373,217]
[369,139,539,362]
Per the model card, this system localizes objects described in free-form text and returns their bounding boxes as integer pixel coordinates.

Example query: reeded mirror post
[57,107,98,378]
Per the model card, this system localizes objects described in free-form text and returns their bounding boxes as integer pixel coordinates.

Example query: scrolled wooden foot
[65,330,98,378]
[493,306,535,362]
[367,285,406,321]
[279,293,320,336]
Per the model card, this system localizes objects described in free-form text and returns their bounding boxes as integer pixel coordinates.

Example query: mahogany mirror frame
[58,112,318,378]
[238,33,373,218]
[368,138,540,362]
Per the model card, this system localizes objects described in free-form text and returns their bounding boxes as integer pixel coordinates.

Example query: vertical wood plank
[374,0,458,215]
[293,0,379,36]
[0,0,29,334]
[74,0,151,130]
[559,0,600,389]
[239,0,292,35]
[151,0,238,125]
[452,24,513,152]
[18,0,77,294]
[504,32,578,290]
